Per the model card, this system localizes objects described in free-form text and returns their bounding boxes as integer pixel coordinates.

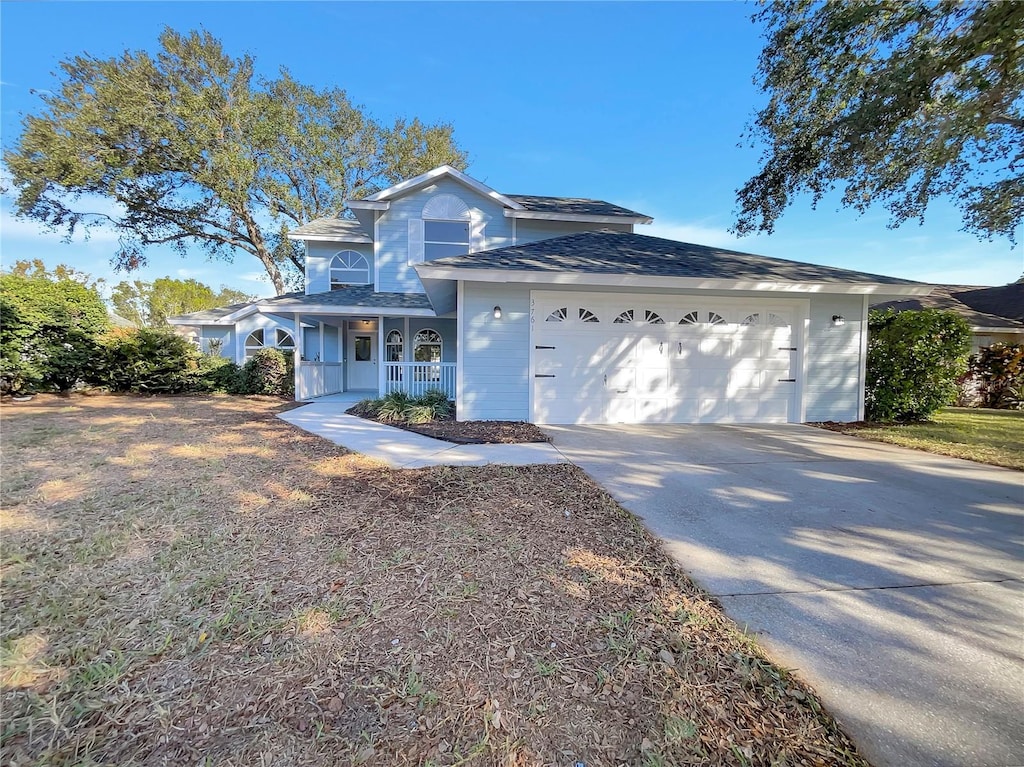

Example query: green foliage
[97,328,200,393]
[239,349,294,396]
[969,344,1024,409]
[0,268,109,393]
[376,391,414,423]
[194,355,243,394]
[736,1,1024,241]
[866,309,971,422]
[355,389,453,424]
[4,28,468,294]
[110,277,254,327]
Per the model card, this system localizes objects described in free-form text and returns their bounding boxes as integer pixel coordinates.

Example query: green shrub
[376,390,414,422]
[348,398,381,419]
[97,328,200,393]
[353,389,453,424]
[195,354,242,393]
[866,309,971,422]
[0,271,109,393]
[415,388,453,415]
[970,343,1024,409]
[239,348,293,396]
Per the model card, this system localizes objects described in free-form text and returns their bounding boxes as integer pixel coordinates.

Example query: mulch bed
[347,406,550,444]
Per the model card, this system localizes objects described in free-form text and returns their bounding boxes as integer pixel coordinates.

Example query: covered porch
[279,312,456,402]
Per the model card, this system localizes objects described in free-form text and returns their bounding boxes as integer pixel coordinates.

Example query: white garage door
[530,292,802,424]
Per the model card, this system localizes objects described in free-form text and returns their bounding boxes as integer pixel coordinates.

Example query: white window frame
[423,219,471,261]
[244,328,295,360]
[413,328,443,363]
[386,329,404,362]
[329,250,371,289]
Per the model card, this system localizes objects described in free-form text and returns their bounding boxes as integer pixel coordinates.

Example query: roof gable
[358,165,524,210]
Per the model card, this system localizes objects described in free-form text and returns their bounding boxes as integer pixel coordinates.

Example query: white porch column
[318,321,325,363]
[293,312,303,401]
[377,316,386,395]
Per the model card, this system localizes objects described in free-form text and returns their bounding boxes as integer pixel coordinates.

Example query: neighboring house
[168,165,931,424]
[872,281,1024,353]
[107,312,136,328]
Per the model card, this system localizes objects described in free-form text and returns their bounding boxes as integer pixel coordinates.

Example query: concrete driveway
[545,424,1024,767]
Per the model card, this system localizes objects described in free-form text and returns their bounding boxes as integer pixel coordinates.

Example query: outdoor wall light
[493,305,502,319]
[831,314,845,326]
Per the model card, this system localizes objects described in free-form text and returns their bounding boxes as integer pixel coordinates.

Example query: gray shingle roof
[288,218,371,241]
[421,230,925,285]
[506,194,650,219]
[873,282,1024,328]
[169,301,256,323]
[259,286,434,311]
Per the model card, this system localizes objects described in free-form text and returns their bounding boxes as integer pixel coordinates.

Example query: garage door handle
[777,378,796,382]
[617,390,629,394]
[535,374,555,378]
[778,347,797,351]
[534,345,556,350]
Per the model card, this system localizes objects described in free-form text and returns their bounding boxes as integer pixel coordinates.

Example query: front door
[347,333,377,390]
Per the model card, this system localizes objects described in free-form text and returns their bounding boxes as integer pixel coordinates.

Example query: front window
[245,328,294,359]
[413,329,442,362]
[330,250,370,289]
[424,220,470,260]
[386,330,403,362]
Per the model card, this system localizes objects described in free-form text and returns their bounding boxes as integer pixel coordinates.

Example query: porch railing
[384,362,456,399]
[297,362,343,400]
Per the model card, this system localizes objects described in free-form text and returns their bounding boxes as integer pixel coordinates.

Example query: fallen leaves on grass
[1,394,867,766]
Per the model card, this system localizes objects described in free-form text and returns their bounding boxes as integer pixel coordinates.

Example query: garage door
[531,292,802,424]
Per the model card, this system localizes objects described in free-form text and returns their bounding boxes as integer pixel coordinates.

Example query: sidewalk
[277,401,567,468]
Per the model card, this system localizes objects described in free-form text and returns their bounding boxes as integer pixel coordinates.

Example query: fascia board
[414,266,935,296]
[286,234,373,243]
[504,209,653,225]
[256,304,436,317]
[363,165,525,209]
[345,200,390,211]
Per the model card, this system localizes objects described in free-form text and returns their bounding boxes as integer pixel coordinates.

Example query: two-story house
[169,165,931,424]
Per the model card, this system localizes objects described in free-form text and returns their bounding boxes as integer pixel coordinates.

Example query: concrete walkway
[278,400,567,468]
[547,423,1024,767]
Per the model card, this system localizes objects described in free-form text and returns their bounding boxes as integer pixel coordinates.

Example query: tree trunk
[238,210,286,294]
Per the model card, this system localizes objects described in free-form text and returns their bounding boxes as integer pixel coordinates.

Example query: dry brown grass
[1,394,867,767]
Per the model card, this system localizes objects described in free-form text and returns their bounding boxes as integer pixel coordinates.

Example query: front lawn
[1,395,865,766]
[819,407,1023,470]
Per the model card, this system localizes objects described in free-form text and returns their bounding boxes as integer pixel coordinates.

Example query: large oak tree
[4,28,468,294]
[735,1,1024,241]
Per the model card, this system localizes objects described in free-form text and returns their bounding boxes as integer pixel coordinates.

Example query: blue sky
[2,1,1021,298]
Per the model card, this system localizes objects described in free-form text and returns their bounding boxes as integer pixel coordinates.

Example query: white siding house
[170,165,932,423]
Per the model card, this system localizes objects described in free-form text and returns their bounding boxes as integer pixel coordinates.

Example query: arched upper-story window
[330,250,370,289]
[245,328,294,359]
[421,194,472,261]
[413,328,442,363]
[386,330,403,362]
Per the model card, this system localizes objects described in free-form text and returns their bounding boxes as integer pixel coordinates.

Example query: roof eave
[256,304,436,317]
[286,233,373,243]
[414,265,934,295]
[166,316,235,326]
[358,165,525,210]
[503,210,653,225]
[345,200,390,211]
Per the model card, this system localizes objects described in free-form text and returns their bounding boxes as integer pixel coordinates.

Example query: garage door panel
[758,398,790,421]
[606,397,636,423]
[638,368,671,395]
[635,398,668,422]
[532,293,800,425]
